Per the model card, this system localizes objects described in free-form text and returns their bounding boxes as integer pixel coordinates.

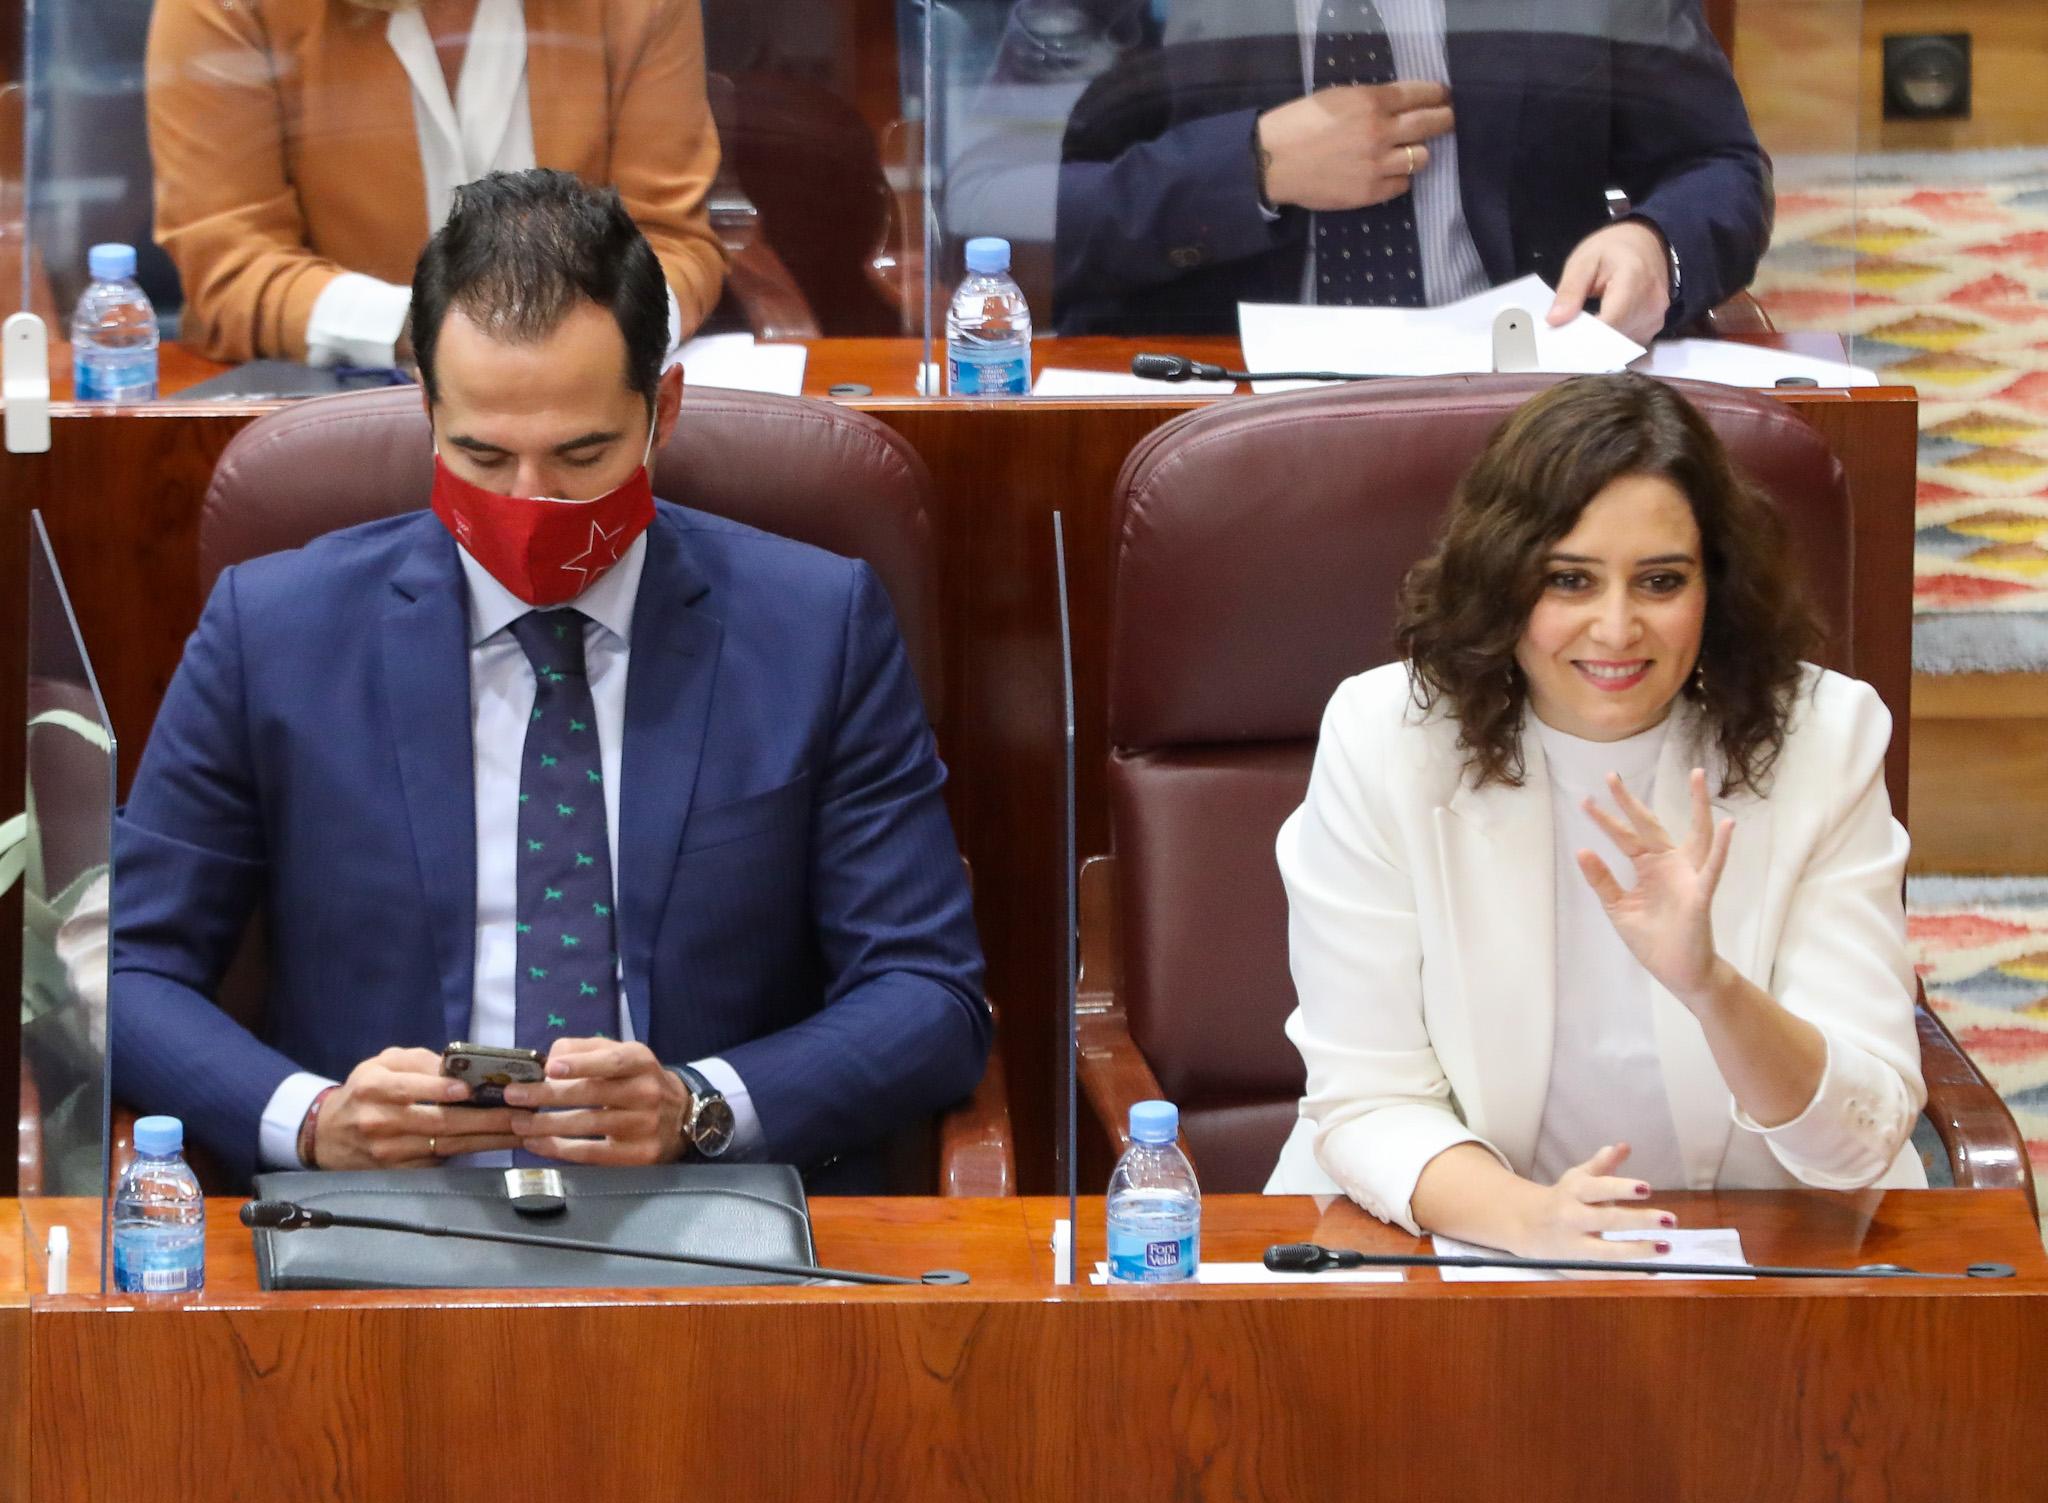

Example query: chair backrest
[1106,375,1863,1190]
[200,383,940,713]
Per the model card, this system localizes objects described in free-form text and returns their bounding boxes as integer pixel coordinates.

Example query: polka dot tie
[1313,0,1425,307]
[510,610,620,1063]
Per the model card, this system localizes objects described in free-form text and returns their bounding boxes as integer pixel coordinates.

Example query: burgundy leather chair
[169,384,1013,1196]
[1080,374,2031,1205]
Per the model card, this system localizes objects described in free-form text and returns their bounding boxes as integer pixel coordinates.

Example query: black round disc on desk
[828,382,873,397]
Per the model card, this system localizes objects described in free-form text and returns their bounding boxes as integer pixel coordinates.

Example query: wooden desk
[0,341,1918,1192]
[0,1206,23,1503]
[8,1189,2045,1500]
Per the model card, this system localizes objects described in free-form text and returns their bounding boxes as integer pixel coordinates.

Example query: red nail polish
[1635,1183,1651,1197]
[1654,1241,1672,1255]
[1659,1213,1677,1228]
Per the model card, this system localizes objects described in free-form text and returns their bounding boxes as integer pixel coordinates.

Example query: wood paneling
[0,342,1919,1193]
[1909,671,2048,874]
[1863,0,2048,152]
[15,1190,2048,1502]
[1736,0,2048,156]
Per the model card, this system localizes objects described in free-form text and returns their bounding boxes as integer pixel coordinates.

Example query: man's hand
[1255,82,1453,212]
[501,1037,692,1165]
[1548,220,1671,344]
[313,1047,527,1169]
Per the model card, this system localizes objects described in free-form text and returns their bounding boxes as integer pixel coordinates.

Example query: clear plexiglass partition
[19,511,117,1293]
[23,0,926,400]
[922,2,1874,391]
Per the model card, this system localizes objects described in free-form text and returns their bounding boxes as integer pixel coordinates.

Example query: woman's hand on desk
[313,1047,528,1169]
[1509,1143,1676,1271]
[1577,768,1735,1009]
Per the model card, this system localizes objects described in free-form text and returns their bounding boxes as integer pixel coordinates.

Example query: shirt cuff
[305,273,413,369]
[259,1070,340,1171]
[1731,1032,1915,1190]
[690,1054,764,1160]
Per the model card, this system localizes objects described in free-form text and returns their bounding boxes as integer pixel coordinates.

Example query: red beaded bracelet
[297,1085,338,1169]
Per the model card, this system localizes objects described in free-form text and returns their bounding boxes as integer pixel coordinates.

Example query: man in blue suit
[111,169,991,1188]
[1052,0,1770,341]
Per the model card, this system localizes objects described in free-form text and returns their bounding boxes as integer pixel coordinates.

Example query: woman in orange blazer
[147,0,727,364]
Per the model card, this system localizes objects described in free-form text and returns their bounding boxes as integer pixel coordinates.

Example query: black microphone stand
[1264,1241,2015,1281]
[242,1200,970,1286]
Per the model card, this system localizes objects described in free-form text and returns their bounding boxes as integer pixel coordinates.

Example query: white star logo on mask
[561,518,628,589]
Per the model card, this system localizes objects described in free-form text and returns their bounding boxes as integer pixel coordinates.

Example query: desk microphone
[1264,1241,2015,1281]
[1129,352,1382,386]
[240,1198,970,1286]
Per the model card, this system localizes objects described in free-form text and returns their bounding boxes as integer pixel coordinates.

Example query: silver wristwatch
[670,1063,736,1158]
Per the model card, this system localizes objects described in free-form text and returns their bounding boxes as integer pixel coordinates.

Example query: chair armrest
[938,1020,1015,1197]
[17,1065,42,1195]
[1686,289,1776,339]
[721,236,821,342]
[1077,1008,1170,1157]
[1918,993,2037,1213]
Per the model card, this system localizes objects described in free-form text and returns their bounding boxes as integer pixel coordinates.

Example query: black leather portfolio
[249,1164,815,1292]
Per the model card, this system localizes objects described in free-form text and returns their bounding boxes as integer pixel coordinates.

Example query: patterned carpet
[1752,149,2048,673]
[1909,875,2048,1232]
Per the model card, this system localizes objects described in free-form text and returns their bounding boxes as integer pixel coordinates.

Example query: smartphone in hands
[440,1042,545,1107]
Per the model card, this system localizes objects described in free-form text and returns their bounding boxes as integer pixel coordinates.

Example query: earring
[1691,661,1707,696]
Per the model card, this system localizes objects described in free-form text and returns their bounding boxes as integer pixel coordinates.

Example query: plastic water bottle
[112,1115,205,1295]
[945,237,1032,396]
[1106,1099,1200,1283]
[71,242,160,404]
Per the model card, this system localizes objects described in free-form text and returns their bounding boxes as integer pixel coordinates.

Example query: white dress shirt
[258,530,762,1168]
[1527,714,1689,1189]
[1286,0,1489,306]
[303,1,680,368]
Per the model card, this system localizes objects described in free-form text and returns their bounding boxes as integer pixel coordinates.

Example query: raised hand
[1576,767,1734,1007]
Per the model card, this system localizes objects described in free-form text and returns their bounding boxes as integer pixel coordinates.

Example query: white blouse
[1526,713,1688,1188]
[305,0,538,368]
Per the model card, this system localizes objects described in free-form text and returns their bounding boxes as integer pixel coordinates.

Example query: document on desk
[1238,275,1645,394]
[677,334,808,395]
[1432,1228,1751,1281]
[1632,338,1879,389]
[1091,1261,1404,1285]
[1033,367,1238,398]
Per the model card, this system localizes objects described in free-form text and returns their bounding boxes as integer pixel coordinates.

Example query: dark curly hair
[1395,374,1823,796]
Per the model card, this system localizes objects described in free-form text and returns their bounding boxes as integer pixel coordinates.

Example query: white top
[257,532,762,1169]
[1526,713,1688,1188]
[303,2,681,367]
[304,0,538,368]
[1287,0,1489,306]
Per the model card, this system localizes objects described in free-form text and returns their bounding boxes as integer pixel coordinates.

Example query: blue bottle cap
[1128,1099,1178,1145]
[963,237,1012,275]
[133,1116,184,1157]
[88,243,138,281]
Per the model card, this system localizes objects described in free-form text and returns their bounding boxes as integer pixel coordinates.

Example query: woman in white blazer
[1267,374,1925,1266]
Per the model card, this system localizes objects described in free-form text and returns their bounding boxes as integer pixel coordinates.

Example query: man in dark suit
[110,169,990,1187]
[1052,0,1770,341]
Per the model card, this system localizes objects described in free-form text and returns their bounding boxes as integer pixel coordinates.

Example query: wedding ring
[1404,144,1417,176]
[428,1136,439,1157]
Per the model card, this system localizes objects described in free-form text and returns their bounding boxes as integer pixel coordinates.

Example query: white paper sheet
[1091,1261,1404,1286]
[1032,367,1237,398]
[1237,275,1645,393]
[677,333,808,395]
[1431,1228,1750,1281]
[1632,337,1879,389]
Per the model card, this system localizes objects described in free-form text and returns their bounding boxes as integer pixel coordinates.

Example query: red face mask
[430,427,657,607]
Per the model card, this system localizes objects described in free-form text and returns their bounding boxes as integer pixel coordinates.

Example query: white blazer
[1266,662,1926,1234]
